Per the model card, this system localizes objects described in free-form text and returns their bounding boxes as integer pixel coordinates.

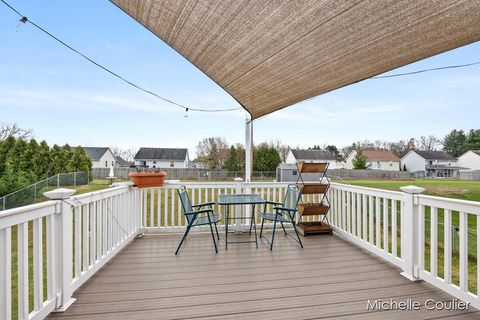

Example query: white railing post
[43,188,77,312]
[234,178,243,232]
[400,185,425,281]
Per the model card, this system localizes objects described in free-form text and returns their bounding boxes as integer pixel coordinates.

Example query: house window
[292,170,298,176]
[170,161,174,167]
[429,161,433,165]
[105,161,108,167]
[389,162,393,167]
[153,160,157,164]
[377,161,381,168]
[112,161,114,166]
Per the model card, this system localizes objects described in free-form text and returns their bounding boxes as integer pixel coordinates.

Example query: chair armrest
[192,201,215,208]
[273,206,297,212]
[185,208,214,215]
[265,200,283,206]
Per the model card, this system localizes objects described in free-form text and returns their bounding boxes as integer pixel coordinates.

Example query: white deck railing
[2,180,480,319]
[0,185,141,320]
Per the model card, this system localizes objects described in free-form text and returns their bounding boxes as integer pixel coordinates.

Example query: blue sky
[1,0,479,158]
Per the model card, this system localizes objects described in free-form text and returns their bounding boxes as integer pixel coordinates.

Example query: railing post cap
[234,178,243,182]
[400,185,425,194]
[43,188,77,200]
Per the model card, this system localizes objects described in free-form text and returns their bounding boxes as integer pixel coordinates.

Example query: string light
[15,16,27,32]
[0,0,242,114]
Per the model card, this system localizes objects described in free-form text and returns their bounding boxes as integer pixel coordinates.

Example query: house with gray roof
[401,150,462,178]
[458,150,480,171]
[82,147,117,169]
[285,149,342,168]
[115,156,132,168]
[134,148,190,168]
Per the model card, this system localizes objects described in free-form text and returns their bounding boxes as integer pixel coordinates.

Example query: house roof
[291,149,336,161]
[134,148,188,161]
[111,0,480,119]
[471,150,480,156]
[361,150,400,162]
[115,156,130,166]
[413,150,457,161]
[82,147,110,161]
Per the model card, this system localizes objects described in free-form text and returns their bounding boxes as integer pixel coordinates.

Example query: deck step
[298,203,330,216]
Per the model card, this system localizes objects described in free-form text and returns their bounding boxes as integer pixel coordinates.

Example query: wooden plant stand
[295,162,333,236]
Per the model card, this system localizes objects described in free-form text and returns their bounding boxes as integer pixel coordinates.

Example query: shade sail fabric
[111,0,480,119]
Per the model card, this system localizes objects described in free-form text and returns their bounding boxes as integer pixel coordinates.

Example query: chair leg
[280,222,287,236]
[260,218,265,238]
[270,218,278,250]
[214,222,220,240]
[208,222,218,253]
[291,217,303,248]
[175,225,191,255]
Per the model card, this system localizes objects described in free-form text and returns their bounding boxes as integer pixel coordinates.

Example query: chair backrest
[282,184,302,213]
[177,186,195,224]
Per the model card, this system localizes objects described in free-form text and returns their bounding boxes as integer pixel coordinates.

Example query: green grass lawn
[340,179,480,202]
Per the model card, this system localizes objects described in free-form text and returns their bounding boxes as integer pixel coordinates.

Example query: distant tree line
[195,137,283,172]
[0,126,92,197]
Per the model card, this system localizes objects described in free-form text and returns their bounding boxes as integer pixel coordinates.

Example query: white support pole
[400,185,425,281]
[245,118,253,182]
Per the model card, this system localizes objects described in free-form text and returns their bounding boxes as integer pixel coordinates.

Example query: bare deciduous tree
[196,137,229,170]
[0,123,33,141]
[110,146,138,162]
[271,140,290,163]
[418,135,442,151]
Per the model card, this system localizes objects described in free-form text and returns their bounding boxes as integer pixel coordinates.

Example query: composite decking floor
[48,232,480,320]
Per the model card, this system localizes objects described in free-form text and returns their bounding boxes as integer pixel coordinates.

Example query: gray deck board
[48,233,480,320]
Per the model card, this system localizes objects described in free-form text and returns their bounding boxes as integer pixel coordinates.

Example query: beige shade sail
[111,0,480,119]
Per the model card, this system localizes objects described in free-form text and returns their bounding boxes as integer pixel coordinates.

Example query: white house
[401,150,461,178]
[82,147,117,169]
[458,150,480,171]
[345,149,400,171]
[286,149,342,168]
[134,148,189,168]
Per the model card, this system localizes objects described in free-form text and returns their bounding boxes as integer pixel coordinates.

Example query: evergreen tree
[67,147,92,172]
[224,146,240,172]
[5,138,28,174]
[254,144,282,171]
[49,144,66,175]
[325,145,340,159]
[352,151,368,170]
[0,135,17,175]
[32,140,51,178]
[443,129,467,157]
[465,129,480,151]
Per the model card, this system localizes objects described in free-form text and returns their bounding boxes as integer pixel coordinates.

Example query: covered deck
[48,233,479,320]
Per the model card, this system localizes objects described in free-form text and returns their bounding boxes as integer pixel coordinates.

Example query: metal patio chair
[175,186,221,255]
[259,184,303,250]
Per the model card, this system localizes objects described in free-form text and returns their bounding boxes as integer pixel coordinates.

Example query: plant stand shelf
[296,161,332,236]
[296,222,333,236]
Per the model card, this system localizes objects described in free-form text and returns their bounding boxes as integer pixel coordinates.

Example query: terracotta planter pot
[129,171,167,188]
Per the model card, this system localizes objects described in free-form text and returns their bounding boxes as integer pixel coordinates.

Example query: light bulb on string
[16,16,28,32]
[184,107,189,118]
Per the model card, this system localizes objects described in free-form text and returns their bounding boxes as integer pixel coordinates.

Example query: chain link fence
[0,172,89,211]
